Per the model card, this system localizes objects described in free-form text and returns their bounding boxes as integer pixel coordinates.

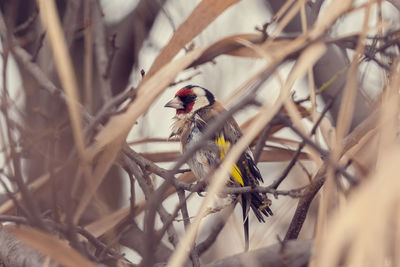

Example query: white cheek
[192,97,209,112]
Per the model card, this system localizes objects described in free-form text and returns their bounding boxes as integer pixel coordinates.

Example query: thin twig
[282,116,358,185]
[169,71,202,87]
[196,204,234,255]
[13,9,39,34]
[0,178,30,218]
[254,124,273,163]
[0,42,45,230]
[104,33,118,79]
[92,0,112,101]
[84,87,135,142]
[155,191,195,246]
[270,98,333,189]
[222,184,308,198]
[177,189,200,267]
[127,172,136,218]
[31,32,46,62]
[122,155,179,250]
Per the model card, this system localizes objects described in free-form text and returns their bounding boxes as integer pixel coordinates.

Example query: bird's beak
[164,97,184,109]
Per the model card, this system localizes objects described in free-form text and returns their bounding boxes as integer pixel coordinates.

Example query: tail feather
[242,196,249,251]
[251,192,273,222]
[240,192,273,251]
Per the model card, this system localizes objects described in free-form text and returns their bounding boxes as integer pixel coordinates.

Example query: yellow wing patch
[215,135,244,186]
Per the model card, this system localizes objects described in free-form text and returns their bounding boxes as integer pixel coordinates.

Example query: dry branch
[0,228,109,267]
[0,230,46,267]
[110,0,167,93]
[144,0,241,80]
[205,239,312,267]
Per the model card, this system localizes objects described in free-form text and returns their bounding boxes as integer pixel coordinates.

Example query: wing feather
[215,134,244,186]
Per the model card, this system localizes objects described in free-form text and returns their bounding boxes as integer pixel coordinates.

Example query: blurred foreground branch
[0,230,45,267]
[205,239,312,267]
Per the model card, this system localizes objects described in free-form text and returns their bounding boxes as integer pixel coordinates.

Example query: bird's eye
[181,94,196,104]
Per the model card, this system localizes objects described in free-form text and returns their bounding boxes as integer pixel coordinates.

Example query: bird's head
[165,85,215,115]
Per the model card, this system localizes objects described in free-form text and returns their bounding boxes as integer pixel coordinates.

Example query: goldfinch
[165,85,273,250]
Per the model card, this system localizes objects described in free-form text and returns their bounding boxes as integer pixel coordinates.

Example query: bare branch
[92,0,113,102]
[284,173,325,241]
[204,239,312,267]
[196,205,234,255]
[177,189,201,267]
[270,98,334,189]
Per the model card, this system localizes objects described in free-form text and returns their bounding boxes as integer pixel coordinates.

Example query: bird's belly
[183,125,218,182]
[187,150,213,182]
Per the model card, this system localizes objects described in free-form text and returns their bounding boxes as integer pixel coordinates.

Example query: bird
[164,85,273,251]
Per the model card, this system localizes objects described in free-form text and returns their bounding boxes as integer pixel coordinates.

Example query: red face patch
[176,102,194,114]
[175,88,194,97]
[175,87,196,114]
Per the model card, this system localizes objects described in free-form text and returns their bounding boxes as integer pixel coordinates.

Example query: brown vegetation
[0,0,398,266]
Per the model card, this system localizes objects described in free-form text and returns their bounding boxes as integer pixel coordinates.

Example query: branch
[177,189,201,267]
[284,173,325,241]
[222,184,307,198]
[253,124,273,163]
[0,230,45,267]
[110,0,166,93]
[92,0,113,101]
[0,228,109,267]
[204,239,312,267]
[270,98,333,189]
[196,204,234,255]
[387,0,400,11]
[118,221,175,266]
[0,23,44,230]
[0,215,121,262]
[281,115,358,185]
[121,154,180,250]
